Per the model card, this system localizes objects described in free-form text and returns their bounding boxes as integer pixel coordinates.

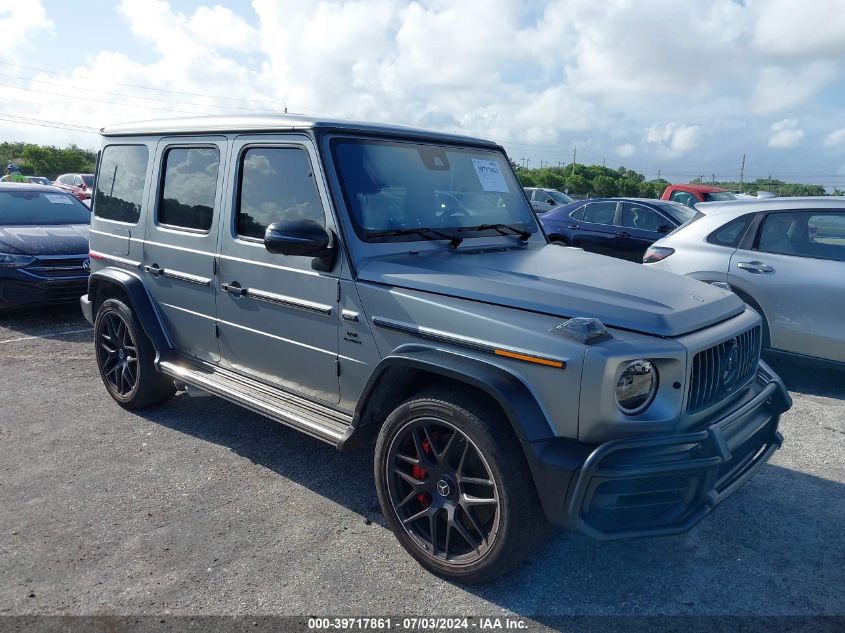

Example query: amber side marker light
[494,349,565,369]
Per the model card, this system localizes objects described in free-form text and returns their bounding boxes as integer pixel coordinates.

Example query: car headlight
[616,359,658,415]
[0,253,35,269]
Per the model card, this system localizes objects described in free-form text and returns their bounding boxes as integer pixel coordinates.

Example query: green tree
[591,175,618,197]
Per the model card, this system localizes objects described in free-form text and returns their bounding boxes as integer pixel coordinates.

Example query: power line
[0,113,98,134]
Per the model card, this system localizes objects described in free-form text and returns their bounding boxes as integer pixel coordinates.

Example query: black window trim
[154,142,222,235]
[93,143,151,226]
[704,212,756,249]
[233,141,325,244]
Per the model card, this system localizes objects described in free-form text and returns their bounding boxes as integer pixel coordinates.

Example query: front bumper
[528,363,790,539]
[0,276,88,307]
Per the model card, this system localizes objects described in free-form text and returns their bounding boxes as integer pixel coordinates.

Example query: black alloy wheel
[97,311,138,397]
[386,417,500,564]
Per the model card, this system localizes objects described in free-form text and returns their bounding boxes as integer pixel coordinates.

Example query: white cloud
[824,128,845,147]
[751,63,837,115]
[2,0,845,187]
[645,123,701,156]
[768,119,805,148]
[0,0,53,58]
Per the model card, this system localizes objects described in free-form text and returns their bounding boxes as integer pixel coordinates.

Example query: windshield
[0,190,91,225]
[655,201,696,224]
[81,175,94,187]
[703,191,736,202]
[331,139,538,242]
[545,190,573,205]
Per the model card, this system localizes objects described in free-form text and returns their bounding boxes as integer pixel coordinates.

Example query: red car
[53,173,94,201]
[661,183,736,207]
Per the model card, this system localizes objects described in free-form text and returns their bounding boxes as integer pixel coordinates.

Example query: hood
[357,244,745,337]
[0,224,89,256]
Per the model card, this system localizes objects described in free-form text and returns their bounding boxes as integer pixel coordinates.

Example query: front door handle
[568,224,580,229]
[615,232,630,239]
[221,282,246,296]
[737,261,774,274]
[143,263,164,277]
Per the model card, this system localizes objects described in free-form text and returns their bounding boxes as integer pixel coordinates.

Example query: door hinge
[335,358,341,376]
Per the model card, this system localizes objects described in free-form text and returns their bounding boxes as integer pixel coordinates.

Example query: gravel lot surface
[1,305,843,621]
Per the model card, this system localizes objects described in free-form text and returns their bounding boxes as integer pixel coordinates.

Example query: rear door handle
[615,232,630,239]
[568,224,580,229]
[143,263,164,277]
[221,282,246,296]
[737,261,774,274]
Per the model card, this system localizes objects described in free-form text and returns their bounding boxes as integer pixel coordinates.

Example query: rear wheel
[94,298,175,409]
[374,388,545,583]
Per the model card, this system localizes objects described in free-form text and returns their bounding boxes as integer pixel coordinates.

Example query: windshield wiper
[366,227,463,248]
[457,223,532,241]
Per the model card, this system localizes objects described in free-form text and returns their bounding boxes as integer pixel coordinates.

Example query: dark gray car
[81,115,791,582]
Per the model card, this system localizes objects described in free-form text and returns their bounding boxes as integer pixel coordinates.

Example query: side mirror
[657,224,672,234]
[264,219,337,271]
[546,199,556,205]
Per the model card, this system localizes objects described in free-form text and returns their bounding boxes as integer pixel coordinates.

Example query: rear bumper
[80,293,94,325]
[528,363,790,539]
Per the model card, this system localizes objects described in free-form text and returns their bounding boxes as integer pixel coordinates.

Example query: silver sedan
[643,197,845,366]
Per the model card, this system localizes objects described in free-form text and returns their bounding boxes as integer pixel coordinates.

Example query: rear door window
[757,211,845,261]
[158,147,220,232]
[94,145,150,224]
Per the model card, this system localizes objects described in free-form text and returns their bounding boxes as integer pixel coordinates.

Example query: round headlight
[616,360,658,415]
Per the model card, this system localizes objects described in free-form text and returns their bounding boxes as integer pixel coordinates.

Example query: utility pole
[571,145,576,176]
[657,169,661,183]
[712,173,715,185]
[739,154,746,193]
[602,157,606,168]
[520,157,525,168]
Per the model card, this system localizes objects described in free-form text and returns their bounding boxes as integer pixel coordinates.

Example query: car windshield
[546,190,573,205]
[0,190,91,225]
[332,138,537,242]
[703,191,736,202]
[655,201,696,225]
[81,175,94,187]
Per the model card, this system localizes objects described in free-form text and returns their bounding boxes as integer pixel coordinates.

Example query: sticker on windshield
[45,194,74,204]
[472,159,509,193]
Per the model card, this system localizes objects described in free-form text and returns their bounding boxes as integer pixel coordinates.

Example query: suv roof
[101,114,498,147]
[695,196,845,216]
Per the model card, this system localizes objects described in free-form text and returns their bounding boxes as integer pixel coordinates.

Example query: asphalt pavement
[0,305,843,622]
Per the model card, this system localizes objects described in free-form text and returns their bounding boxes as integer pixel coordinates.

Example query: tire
[374,388,546,583]
[94,298,175,409]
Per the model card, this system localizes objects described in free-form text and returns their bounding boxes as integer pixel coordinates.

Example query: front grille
[27,256,88,278]
[687,326,761,413]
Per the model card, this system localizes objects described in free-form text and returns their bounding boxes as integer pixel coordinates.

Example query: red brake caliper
[413,436,433,508]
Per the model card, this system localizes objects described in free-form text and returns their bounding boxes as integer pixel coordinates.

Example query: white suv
[644,197,845,366]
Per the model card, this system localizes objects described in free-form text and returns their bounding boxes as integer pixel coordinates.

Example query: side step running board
[157,353,352,448]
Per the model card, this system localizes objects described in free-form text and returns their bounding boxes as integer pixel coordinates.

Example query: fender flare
[88,268,171,351]
[353,346,556,443]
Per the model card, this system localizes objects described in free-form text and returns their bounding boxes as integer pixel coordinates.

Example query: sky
[2,0,845,189]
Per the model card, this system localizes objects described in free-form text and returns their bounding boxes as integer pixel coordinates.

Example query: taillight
[643,246,675,263]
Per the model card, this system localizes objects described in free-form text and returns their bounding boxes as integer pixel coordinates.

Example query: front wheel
[374,389,546,583]
[94,298,175,409]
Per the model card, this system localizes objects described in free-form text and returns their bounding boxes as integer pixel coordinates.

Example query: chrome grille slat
[687,326,761,414]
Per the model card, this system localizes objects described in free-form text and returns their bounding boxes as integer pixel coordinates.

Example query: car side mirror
[546,199,556,205]
[264,219,338,272]
[657,224,672,234]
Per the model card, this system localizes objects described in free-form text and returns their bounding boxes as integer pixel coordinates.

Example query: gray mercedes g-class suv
[81,115,791,582]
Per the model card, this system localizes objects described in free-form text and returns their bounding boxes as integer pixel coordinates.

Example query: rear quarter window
[706,214,753,247]
[94,145,150,224]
